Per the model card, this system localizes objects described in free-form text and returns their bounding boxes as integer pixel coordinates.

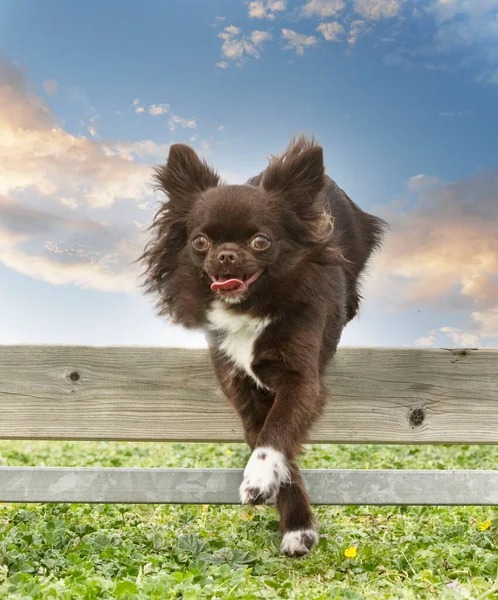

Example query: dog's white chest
[206,301,271,388]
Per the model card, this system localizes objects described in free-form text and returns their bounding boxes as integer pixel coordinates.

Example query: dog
[140,136,386,557]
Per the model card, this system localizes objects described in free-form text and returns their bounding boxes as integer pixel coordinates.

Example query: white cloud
[348,19,369,44]
[472,306,498,339]
[60,197,79,210]
[433,0,498,20]
[251,30,272,45]
[218,25,272,66]
[217,125,224,131]
[168,114,197,131]
[317,21,344,41]
[43,79,58,96]
[0,63,153,207]
[0,195,143,293]
[301,0,345,18]
[282,29,318,54]
[415,335,437,347]
[0,56,165,292]
[107,140,172,161]
[216,60,230,69]
[132,99,144,113]
[249,2,266,18]
[375,167,498,346]
[248,0,286,19]
[439,326,481,347]
[407,174,442,192]
[397,0,498,82]
[353,0,404,20]
[415,326,482,348]
[148,103,170,116]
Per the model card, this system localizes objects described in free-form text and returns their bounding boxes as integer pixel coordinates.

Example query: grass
[1,441,498,599]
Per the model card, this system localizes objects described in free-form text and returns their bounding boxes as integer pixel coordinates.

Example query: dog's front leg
[239,373,326,556]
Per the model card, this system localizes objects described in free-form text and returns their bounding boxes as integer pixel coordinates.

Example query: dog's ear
[154,144,219,216]
[260,136,325,218]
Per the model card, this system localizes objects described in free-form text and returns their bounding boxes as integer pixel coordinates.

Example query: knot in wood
[409,407,425,428]
[68,371,80,382]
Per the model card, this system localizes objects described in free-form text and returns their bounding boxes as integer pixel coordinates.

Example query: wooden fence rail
[0,345,497,505]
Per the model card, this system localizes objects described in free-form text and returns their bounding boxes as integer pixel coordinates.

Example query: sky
[0,0,497,349]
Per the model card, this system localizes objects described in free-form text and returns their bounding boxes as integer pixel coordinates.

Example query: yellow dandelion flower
[226,449,234,455]
[201,505,208,512]
[479,519,492,531]
[345,546,357,559]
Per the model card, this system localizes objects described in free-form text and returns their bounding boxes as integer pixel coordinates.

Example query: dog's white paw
[239,447,290,504]
[280,529,318,557]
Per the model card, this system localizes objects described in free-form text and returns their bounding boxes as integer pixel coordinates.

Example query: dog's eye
[250,235,271,251]
[192,235,210,251]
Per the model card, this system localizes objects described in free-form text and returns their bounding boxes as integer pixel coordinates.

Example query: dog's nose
[217,250,238,264]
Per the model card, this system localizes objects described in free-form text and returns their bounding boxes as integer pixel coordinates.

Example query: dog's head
[141,136,344,325]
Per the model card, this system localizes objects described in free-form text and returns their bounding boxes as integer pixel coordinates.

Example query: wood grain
[0,345,496,443]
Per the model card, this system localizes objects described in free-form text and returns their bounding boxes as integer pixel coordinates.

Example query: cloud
[392,0,498,82]
[353,0,404,20]
[415,327,481,348]
[107,140,172,161]
[168,114,197,131]
[131,98,145,113]
[375,167,498,346]
[472,306,498,340]
[317,21,344,41]
[348,19,369,44]
[382,51,416,70]
[282,29,318,54]
[0,56,172,292]
[251,30,273,45]
[148,103,170,116]
[439,110,477,117]
[415,334,437,347]
[407,174,442,192]
[0,57,216,294]
[301,0,345,18]
[0,63,156,208]
[218,25,272,66]
[217,125,224,131]
[60,197,79,210]
[248,0,286,19]
[439,326,481,346]
[213,15,226,26]
[43,79,58,96]
[216,60,230,69]
[433,0,498,21]
[0,196,142,292]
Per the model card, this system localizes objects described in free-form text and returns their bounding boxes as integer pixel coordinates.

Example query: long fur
[139,135,387,556]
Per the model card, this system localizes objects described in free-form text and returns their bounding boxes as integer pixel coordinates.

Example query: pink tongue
[211,278,245,292]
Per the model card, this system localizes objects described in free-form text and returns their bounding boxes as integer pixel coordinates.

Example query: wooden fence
[0,345,497,505]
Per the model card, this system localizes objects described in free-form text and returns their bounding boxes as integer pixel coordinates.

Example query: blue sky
[0,0,497,348]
